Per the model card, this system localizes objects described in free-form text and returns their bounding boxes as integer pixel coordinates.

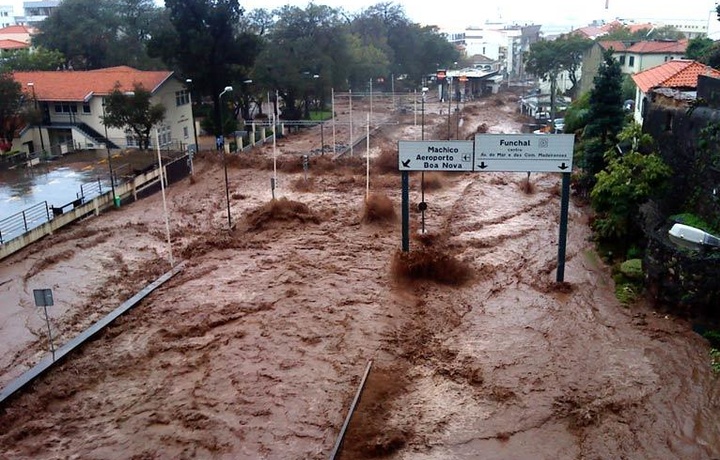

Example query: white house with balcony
[11,66,194,156]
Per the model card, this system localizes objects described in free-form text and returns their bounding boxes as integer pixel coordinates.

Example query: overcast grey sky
[236,0,718,31]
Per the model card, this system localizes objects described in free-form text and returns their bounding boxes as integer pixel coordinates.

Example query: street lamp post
[101,101,118,207]
[186,79,199,174]
[421,87,428,141]
[27,82,45,155]
[447,77,452,140]
[219,85,234,230]
[420,86,429,234]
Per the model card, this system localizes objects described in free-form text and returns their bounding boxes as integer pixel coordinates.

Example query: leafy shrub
[619,259,643,280]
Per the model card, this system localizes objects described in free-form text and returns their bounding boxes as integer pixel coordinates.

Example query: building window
[158,124,171,146]
[175,90,190,106]
[183,126,189,139]
[82,103,91,114]
[629,56,635,67]
[54,103,77,113]
[619,55,626,65]
[665,112,673,132]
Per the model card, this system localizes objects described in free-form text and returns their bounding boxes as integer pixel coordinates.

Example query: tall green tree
[525,34,592,101]
[0,48,65,72]
[253,4,351,119]
[558,34,593,98]
[686,37,714,61]
[102,83,165,150]
[646,25,685,40]
[525,39,564,119]
[585,49,625,144]
[32,0,118,69]
[149,0,260,135]
[32,0,163,69]
[0,73,23,151]
[580,49,626,192]
[388,22,459,88]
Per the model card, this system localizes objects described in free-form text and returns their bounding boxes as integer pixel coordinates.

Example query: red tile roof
[631,60,720,93]
[626,39,688,54]
[12,66,174,102]
[599,40,629,52]
[0,39,29,50]
[571,26,606,39]
[601,21,654,34]
[0,25,33,35]
[599,39,687,55]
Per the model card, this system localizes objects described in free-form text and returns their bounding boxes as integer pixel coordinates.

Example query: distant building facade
[22,0,60,27]
[579,39,688,95]
[448,22,541,81]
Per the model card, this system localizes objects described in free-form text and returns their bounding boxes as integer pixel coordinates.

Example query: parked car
[552,118,565,133]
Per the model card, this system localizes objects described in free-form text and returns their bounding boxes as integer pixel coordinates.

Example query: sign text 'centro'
[475,134,574,173]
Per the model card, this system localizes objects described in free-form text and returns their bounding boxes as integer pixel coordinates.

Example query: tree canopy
[524,34,592,115]
[0,73,24,150]
[32,0,164,70]
[148,0,260,134]
[577,49,626,195]
[0,48,65,72]
[102,83,166,150]
[29,0,460,125]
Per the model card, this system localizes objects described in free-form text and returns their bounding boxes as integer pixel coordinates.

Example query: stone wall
[641,91,720,317]
[643,204,720,318]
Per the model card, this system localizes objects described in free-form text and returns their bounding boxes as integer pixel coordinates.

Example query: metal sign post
[32,288,56,361]
[556,172,571,282]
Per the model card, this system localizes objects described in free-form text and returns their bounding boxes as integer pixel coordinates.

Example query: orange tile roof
[631,60,720,93]
[599,40,629,52]
[571,26,606,39]
[12,66,174,102]
[0,25,33,35]
[0,39,29,50]
[626,39,688,54]
[601,21,654,34]
[599,39,687,55]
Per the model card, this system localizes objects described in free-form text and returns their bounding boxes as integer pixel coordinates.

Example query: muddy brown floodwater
[0,91,718,459]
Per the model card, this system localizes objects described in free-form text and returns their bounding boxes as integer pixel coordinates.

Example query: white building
[11,66,195,156]
[448,22,541,80]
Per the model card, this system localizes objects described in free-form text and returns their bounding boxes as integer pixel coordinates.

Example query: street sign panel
[33,288,54,307]
[398,141,474,171]
[474,134,574,173]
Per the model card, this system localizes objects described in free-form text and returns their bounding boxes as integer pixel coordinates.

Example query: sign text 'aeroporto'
[398,141,474,171]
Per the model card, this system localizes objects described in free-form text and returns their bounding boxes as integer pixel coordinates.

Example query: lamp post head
[224,86,233,92]
[668,223,720,251]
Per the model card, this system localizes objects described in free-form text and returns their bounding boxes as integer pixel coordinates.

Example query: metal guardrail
[0,201,51,245]
[330,360,373,459]
[0,261,186,406]
[78,178,104,201]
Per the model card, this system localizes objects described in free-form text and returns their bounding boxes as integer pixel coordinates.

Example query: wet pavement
[0,152,113,220]
[0,150,164,221]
